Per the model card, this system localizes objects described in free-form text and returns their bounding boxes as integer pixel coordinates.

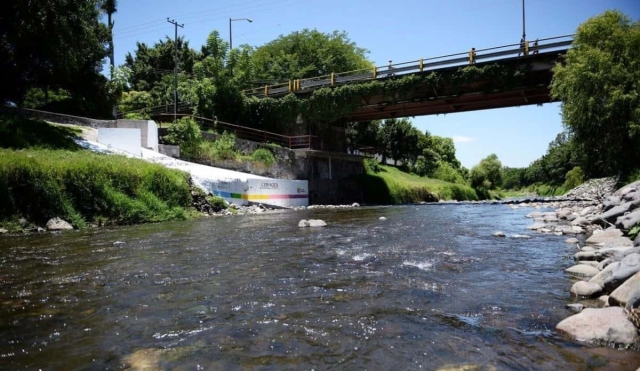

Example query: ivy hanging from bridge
[238,62,529,134]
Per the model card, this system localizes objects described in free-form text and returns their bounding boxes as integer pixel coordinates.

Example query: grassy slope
[0,114,194,230]
[357,163,479,204]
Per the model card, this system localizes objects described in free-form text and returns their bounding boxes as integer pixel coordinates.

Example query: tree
[470,154,503,191]
[0,0,110,109]
[378,118,419,165]
[100,0,117,69]
[551,10,640,177]
[346,121,381,154]
[251,29,372,82]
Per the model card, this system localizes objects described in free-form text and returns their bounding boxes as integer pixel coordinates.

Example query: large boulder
[565,264,600,278]
[570,281,603,297]
[589,262,620,288]
[622,189,640,203]
[625,285,640,309]
[571,217,591,227]
[602,196,621,212]
[46,217,73,231]
[585,229,623,245]
[615,209,640,230]
[592,200,640,225]
[603,253,640,291]
[608,271,640,307]
[597,237,634,249]
[555,307,638,345]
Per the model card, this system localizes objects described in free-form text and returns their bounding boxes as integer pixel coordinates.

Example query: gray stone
[45,217,73,231]
[0,228,7,234]
[527,223,546,230]
[492,231,505,237]
[593,200,640,225]
[625,285,640,309]
[604,253,640,291]
[565,264,600,278]
[635,234,640,247]
[539,228,553,234]
[597,237,634,249]
[567,303,584,313]
[615,209,640,230]
[574,251,597,261]
[565,237,579,244]
[351,202,360,207]
[570,281,603,297]
[566,214,578,222]
[622,189,640,203]
[589,262,620,287]
[602,196,621,212]
[379,217,387,221]
[599,295,609,306]
[571,217,591,227]
[298,220,310,227]
[581,246,597,252]
[307,219,327,227]
[579,261,600,268]
[17,218,28,226]
[526,211,543,219]
[557,208,573,219]
[555,307,638,345]
[608,271,640,307]
[585,229,623,245]
[511,234,531,239]
[571,226,585,234]
[580,206,595,217]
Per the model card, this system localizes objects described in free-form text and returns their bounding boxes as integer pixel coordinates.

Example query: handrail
[244,34,575,98]
[160,113,321,150]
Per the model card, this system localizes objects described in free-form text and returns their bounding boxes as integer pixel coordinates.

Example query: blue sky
[109,0,639,168]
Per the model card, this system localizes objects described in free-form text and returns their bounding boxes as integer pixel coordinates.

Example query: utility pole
[229,18,252,76]
[522,0,526,41]
[167,18,184,123]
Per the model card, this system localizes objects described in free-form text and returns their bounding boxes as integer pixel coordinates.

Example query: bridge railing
[243,34,575,98]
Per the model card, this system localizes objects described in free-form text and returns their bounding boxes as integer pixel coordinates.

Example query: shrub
[432,161,467,185]
[124,112,151,120]
[165,117,202,146]
[563,166,585,190]
[250,148,276,166]
[206,195,228,210]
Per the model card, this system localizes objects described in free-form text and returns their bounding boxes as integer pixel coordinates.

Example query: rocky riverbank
[506,178,640,348]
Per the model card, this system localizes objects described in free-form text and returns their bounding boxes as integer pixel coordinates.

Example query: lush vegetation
[0,115,195,230]
[355,160,478,204]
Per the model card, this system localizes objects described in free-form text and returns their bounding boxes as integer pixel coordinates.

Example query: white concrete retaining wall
[98,128,142,157]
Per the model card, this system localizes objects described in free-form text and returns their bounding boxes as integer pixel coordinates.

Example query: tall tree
[0,0,109,106]
[251,29,372,83]
[551,10,640,177]
[378,118,419,165]
[101,0,117,70]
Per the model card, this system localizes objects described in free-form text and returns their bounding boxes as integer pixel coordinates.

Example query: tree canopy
[0,0,110,113]
[250,29,372,83]
[551,10,640,177]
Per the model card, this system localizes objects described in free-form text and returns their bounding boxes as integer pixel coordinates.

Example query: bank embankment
[0,114,204,232]
[355,161,479,204]
[507,178,640,348]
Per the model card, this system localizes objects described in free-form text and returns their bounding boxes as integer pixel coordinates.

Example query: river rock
[379,217,387,221]
[557,208,573,219]
[46,217,73,231]
[565,264,600,278]
[615,209,640,230]
[556,307,638,345]
[0,228,7,234]
[635,235,640,247]
[608,271,640,307]
[566,237,579,244]
[598,295,609,306]
[581,246,596,252]
[352,202,360,207]
[592,200,640,225]
[527,223,546,230]
[493,231,505,237]
[526,211,543,219]
[585,229,623,245]
[511,234,531,239]
[298,220,310,227]
[623,189,640,203]
[579,261,600,267]
[567,303,584,313]
[625,285,640,309]
[308,219,327,227]
[571,217,591,227]
[589,262,620,287]
[580,206,595,217]
[602,196,621,212]
[603,253,640,291]
[543,213,559,223]
[570,281,603,297]
[574,251,597,261]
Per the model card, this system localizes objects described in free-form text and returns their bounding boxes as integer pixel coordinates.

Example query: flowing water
[0,205,638,370]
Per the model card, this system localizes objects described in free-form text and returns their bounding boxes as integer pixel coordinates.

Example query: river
[0,204,639,370]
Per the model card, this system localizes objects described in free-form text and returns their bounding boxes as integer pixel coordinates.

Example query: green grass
[0,114,194,229]
[356,162,479,204]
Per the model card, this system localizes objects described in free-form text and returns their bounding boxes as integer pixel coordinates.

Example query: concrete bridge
[243,35,574,121]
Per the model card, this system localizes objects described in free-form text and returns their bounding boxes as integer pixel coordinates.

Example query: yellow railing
[243,34,575,98]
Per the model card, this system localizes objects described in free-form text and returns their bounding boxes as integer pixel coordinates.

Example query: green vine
[240,62,529,134]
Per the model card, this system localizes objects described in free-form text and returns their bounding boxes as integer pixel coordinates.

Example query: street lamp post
[522,0,526,41]
[229,17,253,52]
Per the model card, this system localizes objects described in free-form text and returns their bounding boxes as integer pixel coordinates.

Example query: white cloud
[452,136,476,143]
